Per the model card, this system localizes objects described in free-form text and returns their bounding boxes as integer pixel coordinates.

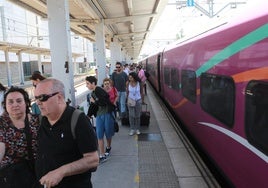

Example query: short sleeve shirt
[0,113,39,168]
[35,106,98,187]
[111,71,128,92]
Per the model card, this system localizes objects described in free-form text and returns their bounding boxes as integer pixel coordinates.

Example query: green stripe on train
[196,23,268,77]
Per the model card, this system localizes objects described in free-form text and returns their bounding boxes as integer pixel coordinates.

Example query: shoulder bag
[127,97,136,107]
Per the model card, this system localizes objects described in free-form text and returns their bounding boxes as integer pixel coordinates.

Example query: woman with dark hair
[30,71,46,88]
[0,86,39,188]
[0,83,6,116]
[30,71,46,115]
[127,72,144,136]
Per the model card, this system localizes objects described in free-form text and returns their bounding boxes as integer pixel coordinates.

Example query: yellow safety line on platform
[135,171,140,183]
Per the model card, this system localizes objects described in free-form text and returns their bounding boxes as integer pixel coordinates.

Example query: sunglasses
[116,66,121,68]
[35,92,59,102]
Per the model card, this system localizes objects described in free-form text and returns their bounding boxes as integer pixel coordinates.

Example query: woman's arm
[0,142,5,162]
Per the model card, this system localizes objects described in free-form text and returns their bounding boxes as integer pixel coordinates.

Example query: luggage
[121,104,150,126]
[140,104,150,126]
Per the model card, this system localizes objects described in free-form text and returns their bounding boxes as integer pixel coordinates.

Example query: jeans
[128,99,142,130]
[118,91,127,116]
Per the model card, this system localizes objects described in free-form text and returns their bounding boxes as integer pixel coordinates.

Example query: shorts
[96,113,114,139]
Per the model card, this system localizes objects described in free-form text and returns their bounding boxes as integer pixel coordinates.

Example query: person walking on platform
[86,76,115,163]
[127,72,144,136]
[34,78,99,188]
[30,71,46,115]
[102,78,118,154]
[111,62,128,119]
[123,64,130,75]
[137,65,147,100]
[0,86,39,188]
[103,78,118,114]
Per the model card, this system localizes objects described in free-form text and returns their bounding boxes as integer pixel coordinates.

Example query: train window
[200,73,235,127]
[147,63,155,77]
[171,68,180,90]
[181,70,196,103]
[245,81,268,155]
[164,67,171,87]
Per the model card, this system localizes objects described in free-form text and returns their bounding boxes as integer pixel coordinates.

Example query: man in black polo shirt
[34,78,99,188]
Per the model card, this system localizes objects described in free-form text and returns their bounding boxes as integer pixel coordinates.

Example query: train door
[157,54,162,95]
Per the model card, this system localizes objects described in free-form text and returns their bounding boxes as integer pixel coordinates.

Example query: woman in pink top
[103,78,118,106]
[137,65,146,103]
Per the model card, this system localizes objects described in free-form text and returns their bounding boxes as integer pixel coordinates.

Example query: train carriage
[143,1,268,187]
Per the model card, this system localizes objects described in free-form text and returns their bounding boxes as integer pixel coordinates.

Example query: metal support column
[95,19,106,85]
[47,0,75,105]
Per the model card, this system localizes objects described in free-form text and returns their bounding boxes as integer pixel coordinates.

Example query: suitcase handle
[142,103,148,111]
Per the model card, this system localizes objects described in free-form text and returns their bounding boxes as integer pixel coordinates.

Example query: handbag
[127,97,136,107]
[0,160,36,188]
[114,121,119,133]
[110,113,119,133]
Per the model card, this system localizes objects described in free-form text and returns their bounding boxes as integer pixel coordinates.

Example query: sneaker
[136,130,141,135]
[99,155,107,164]
[129,129,135,136]
[105,147,111,157]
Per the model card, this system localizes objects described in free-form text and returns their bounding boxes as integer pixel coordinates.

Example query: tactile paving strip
[138,134,180,188]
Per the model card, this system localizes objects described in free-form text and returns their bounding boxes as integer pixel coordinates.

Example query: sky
[140,0,249,57]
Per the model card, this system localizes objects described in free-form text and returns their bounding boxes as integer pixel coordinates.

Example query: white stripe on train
[198,122,268,163]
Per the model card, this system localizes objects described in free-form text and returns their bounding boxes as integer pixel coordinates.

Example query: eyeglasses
[35,92,59,102]
[116,66,121,68]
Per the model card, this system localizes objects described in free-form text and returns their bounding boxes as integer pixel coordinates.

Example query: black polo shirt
[35,106,98,188]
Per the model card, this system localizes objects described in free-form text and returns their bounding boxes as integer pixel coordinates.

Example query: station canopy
[8,0,169,61]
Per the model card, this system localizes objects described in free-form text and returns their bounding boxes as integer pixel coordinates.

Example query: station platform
[91,84,220,188]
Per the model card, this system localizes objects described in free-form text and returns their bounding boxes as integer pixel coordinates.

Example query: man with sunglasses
[111,62,128,119]
[34,78,99,188]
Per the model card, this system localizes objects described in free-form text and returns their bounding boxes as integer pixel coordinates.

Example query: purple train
[140,2,268,187]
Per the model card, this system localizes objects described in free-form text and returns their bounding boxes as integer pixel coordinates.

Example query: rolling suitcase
[140,104,150,126]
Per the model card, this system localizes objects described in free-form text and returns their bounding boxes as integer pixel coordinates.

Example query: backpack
[70,109,83,139]
[70,109,97,172]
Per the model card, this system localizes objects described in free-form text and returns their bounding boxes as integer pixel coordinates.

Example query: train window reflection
[147,64,154,77]
[171,68,180,90]
[181,70,196,103]
[200,73,235,127]
[164,67,171,87]
[245,81,268,156]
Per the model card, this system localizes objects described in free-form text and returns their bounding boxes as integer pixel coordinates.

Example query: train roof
[163,0,268,52]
